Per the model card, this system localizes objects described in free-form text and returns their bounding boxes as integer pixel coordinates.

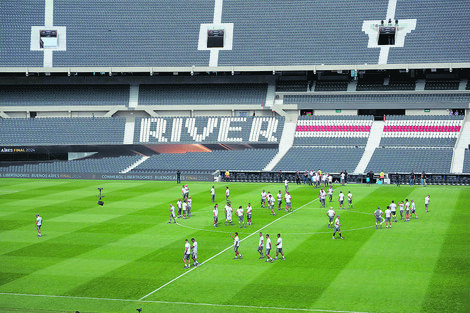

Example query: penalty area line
[138,198,317,301]
[0,292,370,313]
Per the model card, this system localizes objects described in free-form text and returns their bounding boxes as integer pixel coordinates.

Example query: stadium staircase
[120,155,150,174]
[451,114,470,173]
[123,116,136,144]
[354,120,384,174]
[265,83,275,107]
[263,116,298,171]
[129,85,139,108]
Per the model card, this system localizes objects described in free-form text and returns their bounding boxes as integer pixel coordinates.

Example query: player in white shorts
[258,232,264,259]
[168,204,176,224]
[191,238,199,266]
[230,232,242,259]
[384,206,392,229]
[424,195,430,213]
[390,200,397,222]
[275,233,285,260]
[213,204,219,227]
[246,203,253,226]
[327,207,335,228]
[183,239,191,269]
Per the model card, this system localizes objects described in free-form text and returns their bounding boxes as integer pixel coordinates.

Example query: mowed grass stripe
[421,189,470,313]
[311,186,457,313]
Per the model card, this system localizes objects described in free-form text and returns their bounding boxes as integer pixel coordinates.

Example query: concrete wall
[314,109,358,115]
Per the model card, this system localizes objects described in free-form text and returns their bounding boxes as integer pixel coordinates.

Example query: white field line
[138,198,317,300]
[0,292,371,313]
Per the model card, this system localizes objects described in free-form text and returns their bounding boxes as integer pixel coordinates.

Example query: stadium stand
[425,80,460,90]
[132,149,278,172]
[273,146,364,173]
[276,81,309,92]
[0,156,140,173]
[53,0,213,67]
[138,84,267,105]
[367,147,453,173]
[0,1,44,67]
[0,85,129,106]
[463,149,470,173]
[314,81,348,92]
[284,93,470,106]
[134,116,284,144]
[380,115,463,147]
[0,118,126,145]
[356,78,416,91]
[294,115,373,146]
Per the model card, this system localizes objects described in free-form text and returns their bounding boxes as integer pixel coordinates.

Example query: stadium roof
[1,0,469,73]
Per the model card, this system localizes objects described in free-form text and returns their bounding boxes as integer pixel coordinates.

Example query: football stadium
[1,0,469,312]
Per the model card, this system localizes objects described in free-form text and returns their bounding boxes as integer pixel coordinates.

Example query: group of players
[373,195,430,229]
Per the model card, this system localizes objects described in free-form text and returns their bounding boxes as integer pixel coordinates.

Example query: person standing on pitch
[183,239,191,269]
[176,170,181,184]
[182,185,187,201]
[338,191,345,210]
[327,207,335,228]
[425,195,430,213]
[328,186,333,203]
[384,206,392,229]
[319,188,326,208]
[285,192,292,212]
[177,199,182,218]
[404,199,410,221]
[332,215,344,239]
[236,205,245,228]
[225,186,230,201]
[191,238,199,267]
[275,233,285,260]
[225,203,233,226]
[277,190,283,210]
[213,204,219,227]
[265,234,273,262]
[410,200,418,219]
[347,191,353,209]
[260,189,267,208]
[187,196,192,218]
[182,200,188,219]
[35,214,42,237]
[246,203,253,226]
[399,201,404,220]
[210,186,215,203]
[258,232,264,259]
[374,207,383,229]
[284,179,289,192]
[230,232,242,259]
[390,200,397,222]
[168,204,176,224]
[268,194,276,216]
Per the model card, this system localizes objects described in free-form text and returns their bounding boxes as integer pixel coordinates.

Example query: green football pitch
[0,178,468,313]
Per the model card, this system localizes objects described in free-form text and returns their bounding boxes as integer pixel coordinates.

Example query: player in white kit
[183,239,191,269]
[424,195,430,213]
[225,203,233,226]
[399,201,404,220]
[390,200,397,222]
[275,234,285,260]
[268,194,276,216]
[332,216,344,239]
[261,190,267,208]
[327,207,335,228]
[338,191,345,210]
[285,192,292,212]
[210,186,215,203]
[265,234,273,262]
[246,203,253,225]
[191,238,199,267]
[277,191,283,210]
[328,186,333,203]
[35,214,43,237]
[236,206,245,228]
[347,191,353,209]
[168,204,176,224]
[258,232,264,259]
[213,204,219,227]
[410,200,418,219]
[384,206,392,229]
[230,232,242,259]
